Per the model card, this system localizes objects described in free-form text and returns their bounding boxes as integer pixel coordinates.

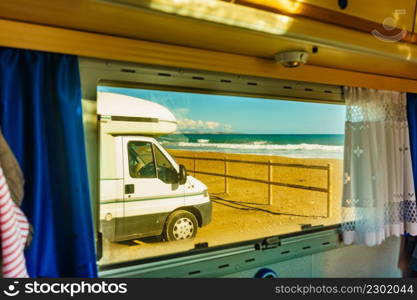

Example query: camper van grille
[79,58,343,103]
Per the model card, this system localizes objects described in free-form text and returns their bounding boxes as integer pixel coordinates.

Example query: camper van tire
[163,210,198,241]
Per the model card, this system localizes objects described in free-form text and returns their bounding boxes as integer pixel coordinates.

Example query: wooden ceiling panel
[0,0,417,81]
[300,0,416,31]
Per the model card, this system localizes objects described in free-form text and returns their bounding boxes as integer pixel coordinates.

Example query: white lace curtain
[342,87,417,246]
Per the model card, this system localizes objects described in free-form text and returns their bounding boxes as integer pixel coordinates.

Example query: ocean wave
[252,141,268,145]
[197,139,210,143]
[170,142,343,152]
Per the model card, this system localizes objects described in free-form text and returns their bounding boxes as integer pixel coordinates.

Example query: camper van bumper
[196,201,212,227]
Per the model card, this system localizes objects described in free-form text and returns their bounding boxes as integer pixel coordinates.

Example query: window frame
[80,58,345,274]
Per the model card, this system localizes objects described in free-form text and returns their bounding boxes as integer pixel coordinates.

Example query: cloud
[205,121,220,130]
[173,108,190,119]
[222,124,232,131]
[177,118,232,132]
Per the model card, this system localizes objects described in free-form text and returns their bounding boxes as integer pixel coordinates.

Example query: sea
[158,134,344,159]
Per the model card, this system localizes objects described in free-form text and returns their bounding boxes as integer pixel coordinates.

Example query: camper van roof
[97,92,177,123]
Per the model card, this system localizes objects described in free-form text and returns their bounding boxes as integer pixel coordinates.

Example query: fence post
[193,154,196,177]
[224,157,228,194]
[268,160,273,205]
[327,163,332,218]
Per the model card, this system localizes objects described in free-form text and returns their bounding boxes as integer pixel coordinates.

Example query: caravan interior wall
[0,0,416,279]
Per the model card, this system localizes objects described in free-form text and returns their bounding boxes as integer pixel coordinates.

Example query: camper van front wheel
[163,210,198,241]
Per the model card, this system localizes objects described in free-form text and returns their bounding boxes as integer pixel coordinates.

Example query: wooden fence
[173,154,333,218]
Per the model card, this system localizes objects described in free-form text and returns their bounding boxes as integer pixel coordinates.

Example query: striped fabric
[0,166,29,278]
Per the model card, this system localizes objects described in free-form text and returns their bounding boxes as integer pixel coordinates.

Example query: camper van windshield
[95,86,345,266]
[154,146,177,184]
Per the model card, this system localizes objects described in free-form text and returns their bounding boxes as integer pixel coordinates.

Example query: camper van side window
[153,146,176,184]
[127,141,157,178]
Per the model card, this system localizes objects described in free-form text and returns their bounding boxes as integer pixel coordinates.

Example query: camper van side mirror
[179,164,187,185]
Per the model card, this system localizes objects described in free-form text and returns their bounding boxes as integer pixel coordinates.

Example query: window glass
[154,146,177,184]
[96,85,345,266]
[128,141,156,178]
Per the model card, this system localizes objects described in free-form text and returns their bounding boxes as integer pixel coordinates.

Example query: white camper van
[86,92,212,242]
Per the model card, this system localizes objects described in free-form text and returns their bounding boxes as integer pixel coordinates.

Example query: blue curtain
[0,47,97,277]
[406,93,417,275]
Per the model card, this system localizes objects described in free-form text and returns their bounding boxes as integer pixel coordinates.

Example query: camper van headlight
[203,189,209,197]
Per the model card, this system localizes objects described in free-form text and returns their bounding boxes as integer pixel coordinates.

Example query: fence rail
[173,154,332,218]
[175,155,329,170]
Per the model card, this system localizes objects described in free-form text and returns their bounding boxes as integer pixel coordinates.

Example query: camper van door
[121,136,185,238]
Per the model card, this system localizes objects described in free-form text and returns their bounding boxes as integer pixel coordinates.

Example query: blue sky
[98,86,345,134]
